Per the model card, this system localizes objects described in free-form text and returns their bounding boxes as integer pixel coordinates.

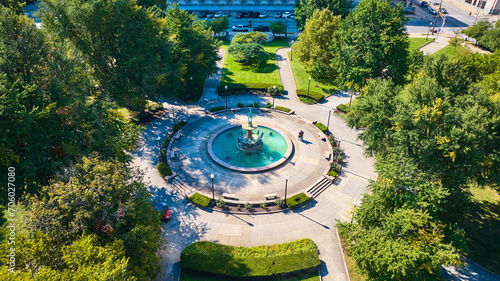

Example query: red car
[161,204,172,222]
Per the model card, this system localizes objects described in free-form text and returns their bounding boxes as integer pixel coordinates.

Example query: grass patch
[287,51,338,98]
[432,44,464,57]
[314,122,328,133]
[220,37,289,86]
[189,192,211,208]
[408,37,430,53]
[286,193,310,208]
[327,171,337,177]
[209,106,226,112]
[296,89,324,102]
[157,163,172,177]
[460,185,500,275]
[339,236,368,281]
[180,239,320,278]
[180,269,320,280]
[299,96,316,104]
[173,121,188,131]
[275,106,291,113]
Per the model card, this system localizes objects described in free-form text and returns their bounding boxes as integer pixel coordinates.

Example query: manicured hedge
[162,137,171,149]
[157,163,172,177]
[327,171,338,177]
[296,89,324,102]
[217,83,284,93]
[299,96,316,104]
[286,193,310,208]
[315,122,328,133]
[173,121,188,131]
[275,106,291,113]
[210,106,226,112]
[337,103,349,113]
[189,193,211,207]
[180,239,320,278]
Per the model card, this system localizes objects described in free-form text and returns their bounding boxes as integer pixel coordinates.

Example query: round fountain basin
[208,125,293,172]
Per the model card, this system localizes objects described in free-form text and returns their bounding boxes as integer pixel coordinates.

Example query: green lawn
[180,270,320,281]
[432,44,463,57]
[220,37,289,86]
[287,51,338,98]
[461,185,500,275]
[408,37,431,53]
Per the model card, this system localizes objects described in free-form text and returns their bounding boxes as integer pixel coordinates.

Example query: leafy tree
[228,43,268,66]
[0,0,25,14]
[209,16,230,36]
[336,0,409,88]
[40,0,180,107]
[463,21,500,51]
[23,155,163,280]
[165,4,220,91]
[462,20,492,42]
[294,9,341,82]
[294,0,351,30]
[270,20,286,36]
[0,233,135,280]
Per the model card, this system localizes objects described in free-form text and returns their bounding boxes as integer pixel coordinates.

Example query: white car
[282,12,292,18]
[259,12,268,18]
[214,11,223,18]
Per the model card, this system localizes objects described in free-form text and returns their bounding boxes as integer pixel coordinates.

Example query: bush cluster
[286,193,310,208]
[299,96,316,104]
[267,86,285,96]
[337,103,350,113]
[189,193,211,207]
[173,121,188,131]
[315,122,328,132]
[180,239,320,278]
[157,163,172,177]
[296,89,324,102]
[217,83,284,93]
[275,106,291,113]
[265,101,273,108]
[209,106,226,112]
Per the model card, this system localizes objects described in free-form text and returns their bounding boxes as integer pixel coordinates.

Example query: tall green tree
[209,16,230,36]
[463,20,500,52]
[270,20,286,36]
[294,0,351,30]
[40,0,180,107]
[228,32,269,66]
[294,9,341,82]
[164,4,220,91]
[336,0,409,88]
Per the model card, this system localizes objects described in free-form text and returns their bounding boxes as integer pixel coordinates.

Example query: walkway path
[200,48,225,101]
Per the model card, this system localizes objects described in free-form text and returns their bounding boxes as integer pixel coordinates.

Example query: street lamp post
[290,40,294,61]
[326,108,332,135]
[338,137,342,148]
[272,85,276,108]
[426,22,432,40]
[157,136,162,162]
[210,174,215,202]
[145,95,149,111]
[284,175,289,207]
[172,106,176,127]
[285,19,288,39]
[225,85,228,109]
[307,77,311,97]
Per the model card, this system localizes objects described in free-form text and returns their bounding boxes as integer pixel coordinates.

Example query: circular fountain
[207,109,293,172]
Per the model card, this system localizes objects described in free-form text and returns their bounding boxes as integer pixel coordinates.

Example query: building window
[480,1,486,8]
[465,0,472,3]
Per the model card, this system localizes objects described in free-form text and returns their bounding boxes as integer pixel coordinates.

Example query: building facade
[173,0,295,10]
[462,0,500,15]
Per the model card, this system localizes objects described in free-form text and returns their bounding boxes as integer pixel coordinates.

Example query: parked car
[198,11,207,18]
[421,1,428,7]
[259,12,268,18]
[289,13,295,19]
[440,7,448,13]
[206,12,215,18]
[244,11,252,18]
[160,204,172,223]
[235,12,243,19]
[252,12,260,18]
[232,24,251,32]
[403,6,416,13]
[253,25,270,32]
[282,12,292,18]
[214,11,223,18]
[274,12,283,18]
[223,11,231,17]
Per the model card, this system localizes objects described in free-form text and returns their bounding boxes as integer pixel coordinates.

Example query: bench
[318,132,326,140]
[170,151,175,159]
[231,108,240,112]
[264,193,278,200]
[174,133,181,140]
[324,151,330,160]
[222,193,237,200]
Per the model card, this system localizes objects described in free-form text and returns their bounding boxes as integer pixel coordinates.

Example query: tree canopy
[294,0,351,30]
[270,20,286,36]
[463,20,500,52]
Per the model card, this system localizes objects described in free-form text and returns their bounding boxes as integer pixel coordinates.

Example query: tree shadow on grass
[460,197,500,275]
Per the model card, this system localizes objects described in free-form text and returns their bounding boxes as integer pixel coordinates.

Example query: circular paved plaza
[169,109,331,202]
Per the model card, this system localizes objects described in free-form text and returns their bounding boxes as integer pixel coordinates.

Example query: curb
[336,228,351,281]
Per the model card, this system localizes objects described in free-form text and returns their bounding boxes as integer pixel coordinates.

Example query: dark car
[198,11,208,18]
[274,12,283,18]
[235,12,243,19]
[421,1,429,7]
[160,204,172,223]
[251,12,260,18]
[244,12,252,18]
[253,25,270,32]
[440,7,448,13]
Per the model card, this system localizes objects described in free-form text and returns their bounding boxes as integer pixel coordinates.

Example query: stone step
[169,178,194,198]
[307,177,331,198]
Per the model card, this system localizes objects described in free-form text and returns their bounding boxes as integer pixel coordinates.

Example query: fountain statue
[237,108,264,152]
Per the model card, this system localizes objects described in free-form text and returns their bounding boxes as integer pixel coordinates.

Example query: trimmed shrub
[327,171,338,177]
[260,203,267,209]
[276,198,285,209]
[265,101,273,108]
[189,193,211,208]
[236,204,241,211]
[173,121,188,131]
[337,103,349,113]
[218,83,284,93]
[286,193,310,208]
[245,202,253,211]
[296,89,324,101]
[210,106,226,112]
[180,239,320,278]
[299,96,316,104]
[216,198,226,209]
[237,102,245,107]
[253,102,261,108]
[157,163,172,177]
[162,138,171,149]
[267,86,284,96]
[275,106,291,113]
[315,122,328,133]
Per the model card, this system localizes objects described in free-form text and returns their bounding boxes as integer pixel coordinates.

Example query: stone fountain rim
[207,124,294,173]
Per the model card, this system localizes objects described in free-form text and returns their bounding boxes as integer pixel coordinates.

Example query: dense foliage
[180,239,320,277]
[294,0,351,30]
[228,32,269,66]
[462,20,500,52]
